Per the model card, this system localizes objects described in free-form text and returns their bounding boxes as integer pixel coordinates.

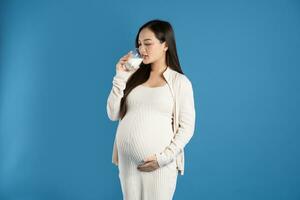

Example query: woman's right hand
[116,52,132,72]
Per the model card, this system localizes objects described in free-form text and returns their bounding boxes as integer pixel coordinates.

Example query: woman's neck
[150,57,167,75]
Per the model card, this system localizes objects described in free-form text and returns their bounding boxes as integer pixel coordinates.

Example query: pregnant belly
[116,113,173,164]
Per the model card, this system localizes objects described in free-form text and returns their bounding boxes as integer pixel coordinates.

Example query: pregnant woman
[106,19,196,200]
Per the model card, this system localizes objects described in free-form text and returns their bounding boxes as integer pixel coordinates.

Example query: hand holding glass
[124,48,143,71]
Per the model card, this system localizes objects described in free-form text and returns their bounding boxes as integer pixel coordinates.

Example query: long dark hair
[119,19,184,120]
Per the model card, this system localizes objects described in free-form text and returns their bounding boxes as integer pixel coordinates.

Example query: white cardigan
[107,66,196,175]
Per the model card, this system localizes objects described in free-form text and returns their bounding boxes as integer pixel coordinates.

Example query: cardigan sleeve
[155,75,196,167]
[106,70,134,121]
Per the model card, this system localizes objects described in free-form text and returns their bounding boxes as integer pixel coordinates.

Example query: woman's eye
[138,43,151,47]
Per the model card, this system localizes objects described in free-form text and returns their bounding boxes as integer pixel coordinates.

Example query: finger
[121,65,127,71]
[120,54,131,61]
[137,165,152,172]
[143,167,153,172]
[120,58,129,62]
[137,162,151,169]
[140,160,152,165]
[138,161,154,169]
[138,163,156,172]
[122,54,131,59]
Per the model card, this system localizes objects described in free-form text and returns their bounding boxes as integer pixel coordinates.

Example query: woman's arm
[106,70,133,121]
[155,75,196,167]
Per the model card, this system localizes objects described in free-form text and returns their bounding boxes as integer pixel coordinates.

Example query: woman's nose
[138,46,147,55]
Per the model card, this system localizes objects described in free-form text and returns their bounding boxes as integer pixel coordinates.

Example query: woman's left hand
[137,154,160,172]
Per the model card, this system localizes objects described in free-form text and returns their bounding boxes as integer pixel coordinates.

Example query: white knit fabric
[116,84,178,200]
[108,67,196,176]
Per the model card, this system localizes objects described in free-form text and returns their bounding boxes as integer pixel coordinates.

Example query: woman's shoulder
[170,69,193,88]
[168,67,191,82]
[170,68,192,87]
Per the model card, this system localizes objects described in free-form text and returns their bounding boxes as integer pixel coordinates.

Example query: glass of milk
[124,48,143,71]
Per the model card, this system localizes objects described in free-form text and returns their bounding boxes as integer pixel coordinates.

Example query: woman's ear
[163,42,168,51]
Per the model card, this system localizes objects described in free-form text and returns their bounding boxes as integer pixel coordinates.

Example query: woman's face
[138,28,168,65]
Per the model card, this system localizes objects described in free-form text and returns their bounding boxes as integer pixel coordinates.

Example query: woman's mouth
[143,55,149,59]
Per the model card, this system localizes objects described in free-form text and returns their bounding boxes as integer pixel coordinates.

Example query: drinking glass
[124,48,143,71]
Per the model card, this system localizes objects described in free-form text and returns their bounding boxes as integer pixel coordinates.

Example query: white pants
[118,157,178,200]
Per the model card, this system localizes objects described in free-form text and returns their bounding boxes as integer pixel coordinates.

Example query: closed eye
[138,43,152,46]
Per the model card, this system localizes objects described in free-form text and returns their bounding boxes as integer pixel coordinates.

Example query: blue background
[1,0,299,199]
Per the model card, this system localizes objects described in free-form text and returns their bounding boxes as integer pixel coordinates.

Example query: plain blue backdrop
[0,0,299,199]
